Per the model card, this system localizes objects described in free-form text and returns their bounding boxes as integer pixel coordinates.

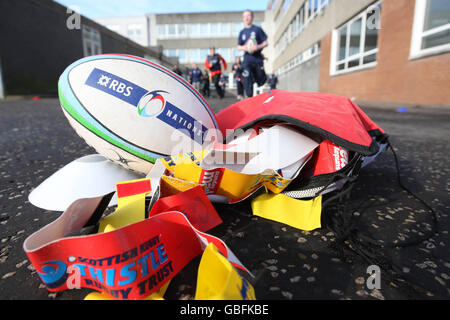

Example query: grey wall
[0,0,170,96]
[272,0,377,70]
[278,55,320,92]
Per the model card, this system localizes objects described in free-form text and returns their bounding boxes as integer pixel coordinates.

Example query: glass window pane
[85,41,92,56]
[337,26,347,61]
[83,30,91,40]
[300,6,305,28]
[200,48,209,61]
[233,23,243,36]
[365,10,379,52]
[168,24,176,35]
[158,25,165,37]
[307,0,313,19]
[217,48,230,61]
[189,24,197,37]
[189,49,200,62]
[349,18,362,56]
[178,49,187,63]
[424,0,450,31]
[210,23,219,36]
[200,24,209,36]
[363,53,377,64]
[337,62,345,71]
[220,23,230,36]
[348,58,360,68]
[283,0,291,11]
[178,24,186,36]
[422,28,450,49]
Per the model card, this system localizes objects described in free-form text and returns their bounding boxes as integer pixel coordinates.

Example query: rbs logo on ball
[84,67,209,144]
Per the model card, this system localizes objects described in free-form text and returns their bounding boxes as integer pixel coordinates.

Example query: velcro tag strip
[195,243,256,300]
[158,150,293,203]
[23,179,250,300]
[251,193,323,231]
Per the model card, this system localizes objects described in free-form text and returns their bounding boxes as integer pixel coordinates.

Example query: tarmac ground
[0,89,449,300]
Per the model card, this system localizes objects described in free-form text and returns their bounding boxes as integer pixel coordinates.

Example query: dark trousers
[212,73,224,98]
[200,78,210,97]
[236,79,244,96]
[242,61,267,97]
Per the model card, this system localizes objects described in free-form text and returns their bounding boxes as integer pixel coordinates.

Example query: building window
[410,0,450,59]
[232,22,244,36]
[271,0,278,10]
[232,48,243,60]
[277,42,321,77]
[178,49,187,63]
[217,48,231,61]
[275,0,332,58]
[200,48,209,62]
[200,23,209,37]
[189,24,200,38]
[157,24,188,39]
[330,2,381,75]
[167,24,176,36]
[188,49,199,63]
[82,25,102,57]
[127,24,142,37]
[163,49,187,63]
[157,25,166,37]
[178,24,186,37]
[219,23,230,37]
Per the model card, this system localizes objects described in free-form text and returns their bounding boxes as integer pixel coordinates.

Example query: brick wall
[319,0,450,107]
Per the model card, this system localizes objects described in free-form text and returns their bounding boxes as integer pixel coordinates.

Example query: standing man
[204,47,227,99]
[268,72,278,90]
[232,56,245,100]
[189,63,203,92]
[237,9,268,98]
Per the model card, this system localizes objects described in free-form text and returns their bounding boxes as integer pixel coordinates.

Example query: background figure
[189,63,203,92]
[219,73,226,95]
[237,9,268,98]
[232,56,245,100]
[172,64,183,78]
[204,47,227,99]
[268,72,278,90]
[200,70,210,97]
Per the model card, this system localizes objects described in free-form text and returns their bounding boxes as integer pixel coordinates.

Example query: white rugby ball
[58,54,219,175]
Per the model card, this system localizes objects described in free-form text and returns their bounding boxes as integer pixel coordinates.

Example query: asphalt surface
[0,90,449,300]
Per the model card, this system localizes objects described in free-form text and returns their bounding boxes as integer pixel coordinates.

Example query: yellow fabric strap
[251,193,322,231]
[160,150,292,201]
[85,178,255,300]
[98,178,150,233]
[195,243,256,300]
[88,178,169,300]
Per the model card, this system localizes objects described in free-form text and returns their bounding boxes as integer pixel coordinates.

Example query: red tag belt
[23,180,248,300]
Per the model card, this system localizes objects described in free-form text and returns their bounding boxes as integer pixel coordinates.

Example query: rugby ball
[246,38,257,54]
[58,54,219,175]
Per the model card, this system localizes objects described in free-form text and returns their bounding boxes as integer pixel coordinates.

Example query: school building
[265,0,450,107]
[96,11,266,74]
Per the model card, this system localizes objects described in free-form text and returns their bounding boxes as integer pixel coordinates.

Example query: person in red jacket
[204,47,227,99]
